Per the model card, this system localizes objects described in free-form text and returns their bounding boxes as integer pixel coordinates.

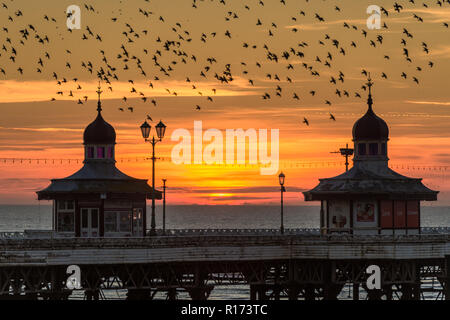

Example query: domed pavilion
[37,85,161,237]
[303,77,438,235]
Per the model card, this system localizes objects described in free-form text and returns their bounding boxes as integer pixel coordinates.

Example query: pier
[0,228,449,300]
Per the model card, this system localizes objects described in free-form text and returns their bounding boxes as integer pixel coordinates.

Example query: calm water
[0,204,449,232]
[0,204,448,300]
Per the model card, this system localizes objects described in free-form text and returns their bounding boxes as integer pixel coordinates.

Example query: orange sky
[0,0,449,205]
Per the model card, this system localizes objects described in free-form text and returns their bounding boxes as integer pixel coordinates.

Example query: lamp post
[162,179,167,235]
[140,120,167,236]
[279,172,286,235]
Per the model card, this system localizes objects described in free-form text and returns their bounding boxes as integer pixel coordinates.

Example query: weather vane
[366,72,374,89]
[96,80,102,112]
[366,73,374,108]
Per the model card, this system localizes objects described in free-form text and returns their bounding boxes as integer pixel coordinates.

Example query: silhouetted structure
[37,85,161,237]
[303,78,438,235]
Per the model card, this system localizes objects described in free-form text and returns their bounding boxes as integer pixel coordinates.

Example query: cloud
[0,79,260,103]
[0,178,50,192]
[425,45,450,58]
[402,8,450,24]
[0,126,82,132]
[405,100,450,106]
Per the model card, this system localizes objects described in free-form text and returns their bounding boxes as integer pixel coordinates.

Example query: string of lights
[0,157,449,172]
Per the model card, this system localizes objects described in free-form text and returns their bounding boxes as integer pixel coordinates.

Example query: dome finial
[96,80,102,113]
[366,73,374,110]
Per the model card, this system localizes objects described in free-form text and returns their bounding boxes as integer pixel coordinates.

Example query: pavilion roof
[36,162,162,200]
[303,165,438,201]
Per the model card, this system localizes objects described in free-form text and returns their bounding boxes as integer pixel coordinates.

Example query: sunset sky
[0,0,449,205]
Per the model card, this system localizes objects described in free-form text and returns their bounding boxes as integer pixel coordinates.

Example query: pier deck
[0,228,449,300]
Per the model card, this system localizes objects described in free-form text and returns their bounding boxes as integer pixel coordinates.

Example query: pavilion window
[87,147,94,158]
[104,211,132,233]
[358,143,366,155]
[96,147,105,158]
[58,200,74,210]
[81,210,88,229]
[91,210,99,229]
[381,143,387,155]
[120,212,131,232]
[107,146,114,159]
[57,212,74,232]
[369,143,378,155]
[56,200,75,232]
[104,212,117,232]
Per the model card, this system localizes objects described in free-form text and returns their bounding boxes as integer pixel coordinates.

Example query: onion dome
[83,84,116,145]
[352,77,389,141]
[83,112,116,144]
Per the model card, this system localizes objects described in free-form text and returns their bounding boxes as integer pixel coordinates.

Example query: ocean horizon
[0,204,449,233]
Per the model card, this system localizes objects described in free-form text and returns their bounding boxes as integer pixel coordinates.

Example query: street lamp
[278,172,286,234]
[162,179,167,235]
[140,120,166,236]
[156,121,167,140]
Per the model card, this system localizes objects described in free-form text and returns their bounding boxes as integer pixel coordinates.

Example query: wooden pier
[0,228,449,300]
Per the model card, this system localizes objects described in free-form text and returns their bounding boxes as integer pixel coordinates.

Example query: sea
[0,204,448,300]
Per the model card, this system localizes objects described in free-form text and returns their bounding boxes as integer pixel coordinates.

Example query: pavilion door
[81,208,99,237]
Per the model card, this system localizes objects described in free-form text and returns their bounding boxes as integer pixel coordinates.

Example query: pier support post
[323,262,338,300]
[167,288,177,300]
[186,265,213,300]
[304,284,315,301]
[186,285,213,300]
[411,263,421,300]
[383,285,393,300]
[273,285,281,300]
[366,288,382,300]
[250,284,268,300]
[353,283,359,301]
[287,284,300,300]
[84,289,100,300]
[250,284,257,300]
[400,284,412,300]
[445,255,450,300]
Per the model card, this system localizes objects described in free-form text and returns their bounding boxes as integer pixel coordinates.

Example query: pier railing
[0,227,449,240]
[159,227,450,236]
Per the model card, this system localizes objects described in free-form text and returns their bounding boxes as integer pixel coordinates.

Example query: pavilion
[37,86,161,237]
[303,78,438,235]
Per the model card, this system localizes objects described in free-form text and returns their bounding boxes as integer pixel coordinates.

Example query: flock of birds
[0,0,449,126]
